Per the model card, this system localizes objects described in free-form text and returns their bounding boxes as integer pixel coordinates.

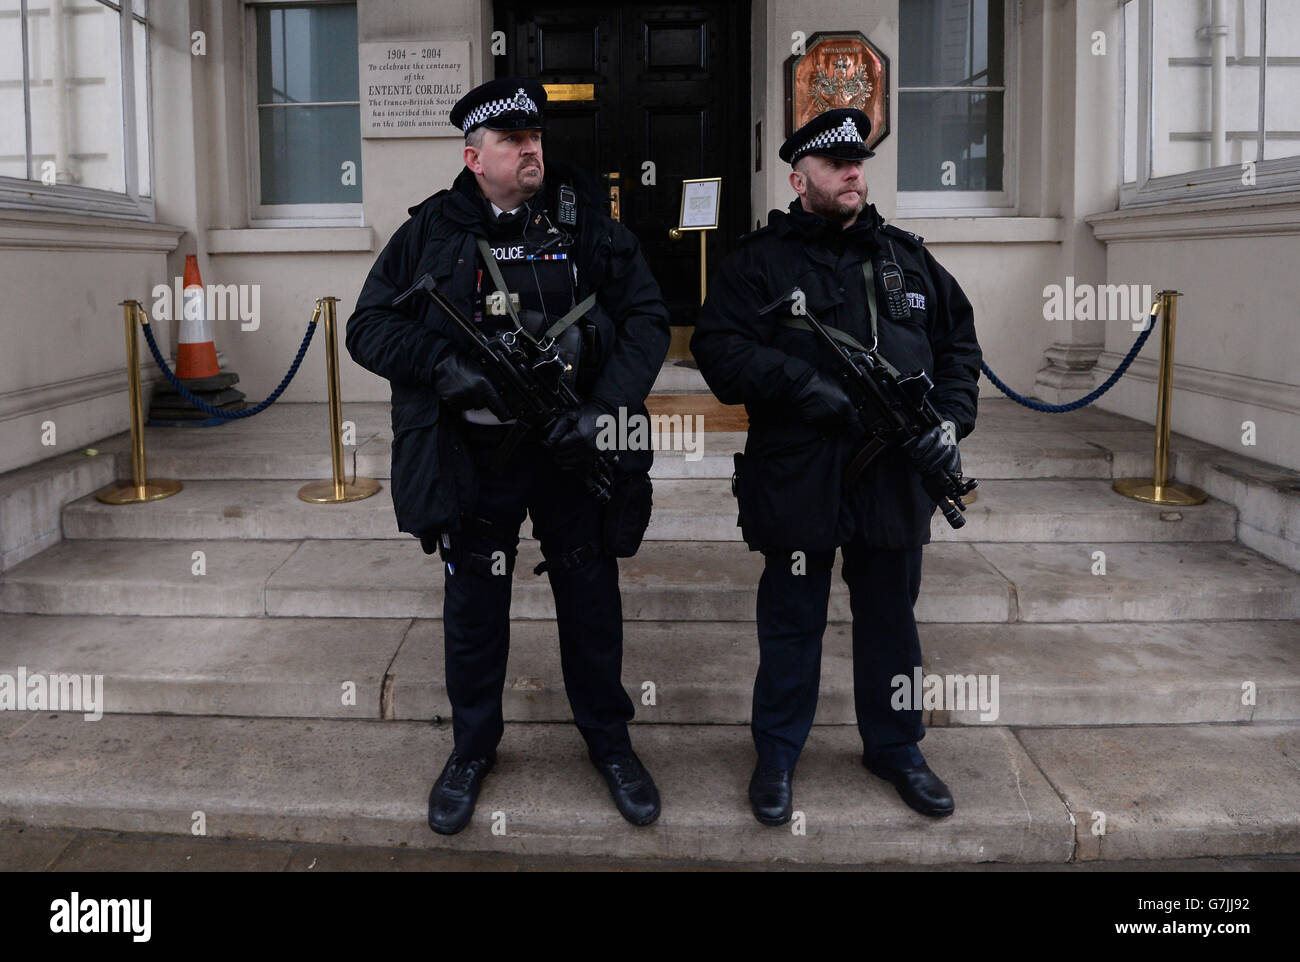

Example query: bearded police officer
[346,78,670,835]
[691,108,981,825]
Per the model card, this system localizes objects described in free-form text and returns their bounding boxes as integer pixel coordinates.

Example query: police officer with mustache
[346,78,670,836]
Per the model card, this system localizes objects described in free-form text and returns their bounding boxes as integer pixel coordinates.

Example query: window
[898,0,1012,214]
[1122,0,1300,206]
[247,1,361,224]
[0,0,151,219]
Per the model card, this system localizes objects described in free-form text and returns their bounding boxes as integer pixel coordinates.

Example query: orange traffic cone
[176,254,220,380]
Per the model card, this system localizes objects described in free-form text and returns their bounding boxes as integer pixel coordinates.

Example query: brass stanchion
[698,230,707,307]
[1113,290,1208,506]
[95,301,183,504]
[668,227,711,306]
[298,296,381,504]
[667,177,721,360]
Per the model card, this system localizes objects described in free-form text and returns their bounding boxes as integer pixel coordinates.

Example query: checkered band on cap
[796,116,865,157]
[460,87,540,132]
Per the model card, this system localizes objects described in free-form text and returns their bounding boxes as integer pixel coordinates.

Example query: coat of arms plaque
[784,31,890,149]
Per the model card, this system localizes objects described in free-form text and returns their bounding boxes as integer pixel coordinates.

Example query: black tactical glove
[432,351,512,421]
[902,422,961,477]
[791,369,858,428]
[542,399,614,470]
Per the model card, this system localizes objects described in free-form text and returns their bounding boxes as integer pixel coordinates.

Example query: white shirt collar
[490,201,524,218]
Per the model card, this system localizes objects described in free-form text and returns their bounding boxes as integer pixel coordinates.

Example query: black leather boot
[427,751,495,835]
[748,762,794,826]
[593,751,661,826]
[863,756,954,817]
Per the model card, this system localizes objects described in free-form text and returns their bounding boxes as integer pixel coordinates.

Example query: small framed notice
[359,41,472,138]
[676,177,722,231]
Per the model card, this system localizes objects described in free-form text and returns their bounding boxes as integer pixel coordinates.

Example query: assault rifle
[393,272,616,503]
[759,287,978,529]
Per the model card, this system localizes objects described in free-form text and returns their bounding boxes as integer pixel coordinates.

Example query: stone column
[1032,0,1123,403]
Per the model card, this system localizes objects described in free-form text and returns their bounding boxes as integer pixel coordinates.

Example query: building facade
[2,0,1298,475]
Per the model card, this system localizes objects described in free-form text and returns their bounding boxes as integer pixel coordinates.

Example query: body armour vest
[464,198,581,425]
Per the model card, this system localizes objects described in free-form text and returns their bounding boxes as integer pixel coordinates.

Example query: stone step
[3,538,1296,623]
[931,479,1235,542]
[95,425,741,482]
[390,618,1300,727]
[60,478,1238,544]
[84,397,1192,482]
[4,711,1297,863]
[967,541,1300,622]
[0,539,1005,621]
[97,426,1116,482]
[84,399,1152,484]
[638,428,1118,482]
[0,613,402,719]
[1015,723,1300,861]
[0,712,1070,864]
[0,539,303,618]
[4,613,1294,727]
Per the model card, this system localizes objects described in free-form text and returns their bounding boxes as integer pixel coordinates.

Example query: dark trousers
[753,542,925,770]
[441,423,634,763]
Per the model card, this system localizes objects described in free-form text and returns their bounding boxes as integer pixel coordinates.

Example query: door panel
[495,0,750,325]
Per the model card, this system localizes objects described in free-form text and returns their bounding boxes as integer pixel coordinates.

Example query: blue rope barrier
[980,309,1159,413]
[139,314,317,420]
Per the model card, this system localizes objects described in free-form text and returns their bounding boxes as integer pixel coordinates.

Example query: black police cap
[449,77,547,136]
[779,108,874,165]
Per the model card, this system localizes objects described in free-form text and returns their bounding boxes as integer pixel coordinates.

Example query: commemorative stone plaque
[359,41,471,138]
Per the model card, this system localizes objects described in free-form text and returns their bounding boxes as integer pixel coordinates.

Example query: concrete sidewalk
[6,824,1298,872]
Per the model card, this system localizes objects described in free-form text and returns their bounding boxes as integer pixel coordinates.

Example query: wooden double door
[494,0,753,326]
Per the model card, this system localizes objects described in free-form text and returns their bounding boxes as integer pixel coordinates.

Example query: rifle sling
[777,263,902,377]
[475,237,523,327]
[779,316,869,351]
[545,292,596,340]
[861,260,879,348]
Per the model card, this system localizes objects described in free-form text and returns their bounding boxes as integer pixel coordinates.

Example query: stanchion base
[1112,477,1208,506]
[297,478,382,504]
[95,479,184,505]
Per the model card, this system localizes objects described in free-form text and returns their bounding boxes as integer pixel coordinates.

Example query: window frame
[0,0,153,221]
[896,0,1019,217]
[1121,0,1300,208]
[243,0,362,227]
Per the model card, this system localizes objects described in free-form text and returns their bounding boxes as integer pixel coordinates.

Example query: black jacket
[345,160,671,552]
[691,200,981,551]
